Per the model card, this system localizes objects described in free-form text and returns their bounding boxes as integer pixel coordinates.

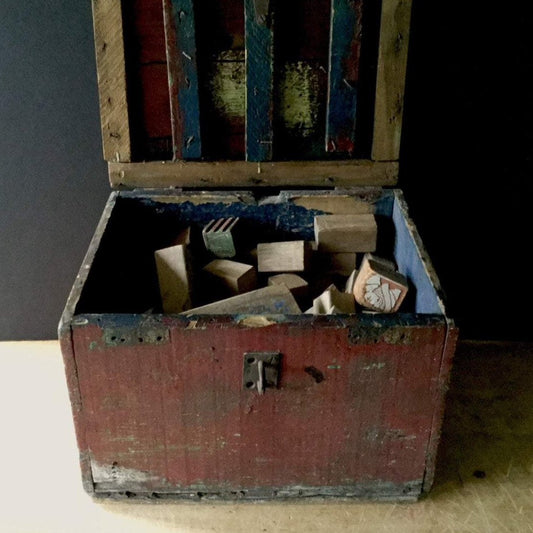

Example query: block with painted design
[353,256,408,313]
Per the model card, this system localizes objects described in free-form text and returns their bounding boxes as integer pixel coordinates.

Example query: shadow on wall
[400,1,533,340]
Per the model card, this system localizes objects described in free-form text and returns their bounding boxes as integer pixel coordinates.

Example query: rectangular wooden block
[268,273,308,300]
[154,244,190,313]
[292,195,374,215]
[257,241,308,272]
[314,214,377,252]
[203,259,257,295]
[320,252,357,276]
[182,285,301,315]
[312,283,355,314]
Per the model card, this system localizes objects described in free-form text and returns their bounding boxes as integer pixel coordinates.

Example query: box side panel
[422,321,459,492]
[392,191,445,315]
[71,314,447,499]
[58,192,119,494]
[58,329,94,493]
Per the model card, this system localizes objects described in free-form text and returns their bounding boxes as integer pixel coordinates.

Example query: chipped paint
[362,362,386,371]
[328,364,342,370]
[348,325,414,346]
[279,62,320,135]
[237,315,277,328]
[210,51,245,119]
[91,460,164,486]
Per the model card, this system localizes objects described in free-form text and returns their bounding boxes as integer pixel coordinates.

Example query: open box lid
[93,0,412,189]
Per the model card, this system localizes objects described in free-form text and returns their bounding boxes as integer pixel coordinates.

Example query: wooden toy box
[59,0,457,500]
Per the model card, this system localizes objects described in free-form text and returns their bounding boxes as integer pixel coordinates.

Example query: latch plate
[243,352,281,394]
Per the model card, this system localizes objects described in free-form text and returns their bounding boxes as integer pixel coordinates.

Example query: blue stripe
[245,0,274,161]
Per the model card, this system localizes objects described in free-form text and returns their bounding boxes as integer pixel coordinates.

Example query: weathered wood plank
[128,0,173,160]
[372,0,413,161]
[162,0,202,159]
[274,0,330,160]
[108,159,398,188]
[326,0,363,154]
[195,1,245,159]
[92,0,131,162]
[245,0,274,161]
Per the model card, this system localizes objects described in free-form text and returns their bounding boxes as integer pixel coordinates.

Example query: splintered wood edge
[108,160,398,188]
[372,0,413,161]
[92,0,131,162]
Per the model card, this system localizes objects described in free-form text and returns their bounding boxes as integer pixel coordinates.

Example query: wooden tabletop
[1,340,531,532]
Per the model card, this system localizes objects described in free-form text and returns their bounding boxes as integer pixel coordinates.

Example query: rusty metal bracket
[243,352,281,394]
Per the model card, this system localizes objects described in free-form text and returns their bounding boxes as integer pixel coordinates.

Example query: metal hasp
[243,352,281,394]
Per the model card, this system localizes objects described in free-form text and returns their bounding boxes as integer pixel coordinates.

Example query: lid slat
[92,0,131,162]
[162,0,202,159]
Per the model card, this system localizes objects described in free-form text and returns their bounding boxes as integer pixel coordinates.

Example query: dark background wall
[1,1,531,340]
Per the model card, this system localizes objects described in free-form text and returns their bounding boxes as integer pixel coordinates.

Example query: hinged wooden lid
[93,0,412,189]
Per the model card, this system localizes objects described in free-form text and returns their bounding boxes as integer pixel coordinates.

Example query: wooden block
[353,257,408,313]
[257,241,308,272]
[172,226,191,246]
[320,252,357,276]
[268,273,308,300]
[292,195,374,215]
[182,285,301,315]
[203,259,257,295]
[314,214,377,252]
[360,252,395,272]
[154,244,191,313]
[312,284,355,315]
[345,269,358,294]
[202,217,239,258]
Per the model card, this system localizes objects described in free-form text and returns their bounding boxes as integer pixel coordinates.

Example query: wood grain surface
[92,0,131,162]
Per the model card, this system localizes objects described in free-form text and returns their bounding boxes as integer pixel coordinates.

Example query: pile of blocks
[153,214,409,316]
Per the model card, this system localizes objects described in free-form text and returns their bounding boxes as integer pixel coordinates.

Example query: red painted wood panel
[129,0,173,159]
[72,318,448,493]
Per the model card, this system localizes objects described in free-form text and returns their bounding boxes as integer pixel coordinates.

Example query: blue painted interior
[392,195,443,314]
[75,191,443,317]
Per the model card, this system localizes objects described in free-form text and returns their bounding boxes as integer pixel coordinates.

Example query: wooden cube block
[203,259,256,295]
[154,244,191,313]
[257,241,308,272]
[360,253,396,272]
[314,214,377,252]
[353,257,408,313]
[202,217,239,258]
[312,284,355,315]
[319,252,357,276]
[268,273,308,300]
[182,285,301,315]
[292,195,374,215]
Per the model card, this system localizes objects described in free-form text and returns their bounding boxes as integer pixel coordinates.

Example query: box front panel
[72,315,447,498]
